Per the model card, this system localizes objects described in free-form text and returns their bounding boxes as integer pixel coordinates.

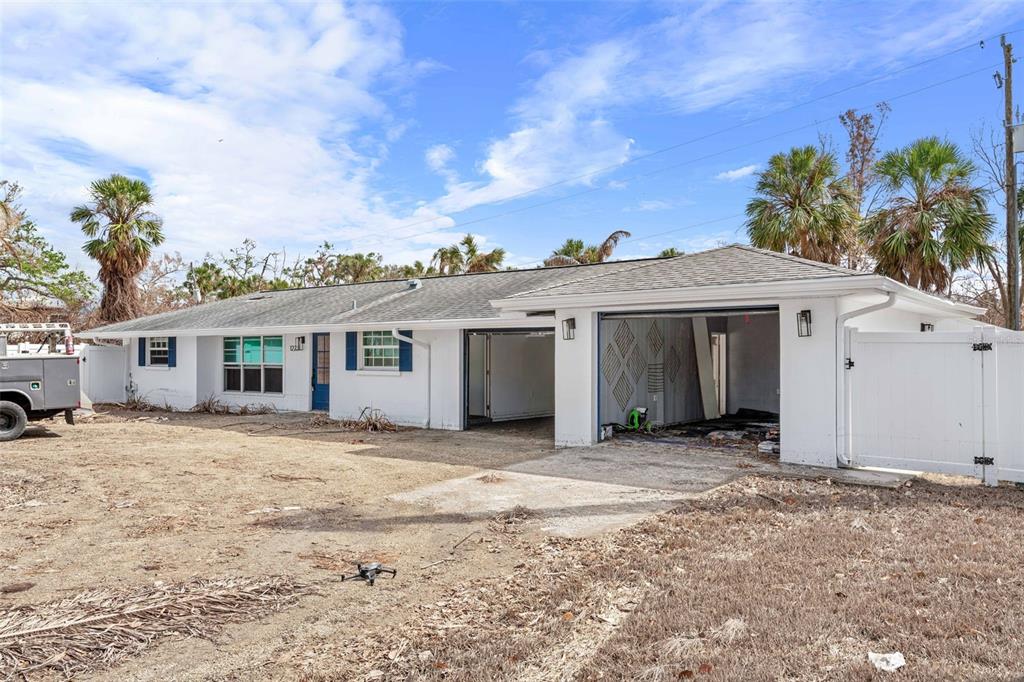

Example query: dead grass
[0,576,308,679]
[191,397,277,415]
[338,407,398,432]
[489,505,539,534]
[328,476,1024,681]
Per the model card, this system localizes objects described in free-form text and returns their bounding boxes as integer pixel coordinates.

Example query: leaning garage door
[848,330,991,480]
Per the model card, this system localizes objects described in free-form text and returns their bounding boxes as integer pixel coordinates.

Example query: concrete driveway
[389,433,909,537]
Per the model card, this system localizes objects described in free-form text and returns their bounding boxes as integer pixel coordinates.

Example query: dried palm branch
[0,576,308,679]
[339,407,398,432]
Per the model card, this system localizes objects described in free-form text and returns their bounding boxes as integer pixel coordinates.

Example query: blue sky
[1,1,1021,274]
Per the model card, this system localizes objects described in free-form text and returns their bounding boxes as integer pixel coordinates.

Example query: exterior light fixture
[920,323,934,332]
[562,317,576,341]
[797,310,812,337]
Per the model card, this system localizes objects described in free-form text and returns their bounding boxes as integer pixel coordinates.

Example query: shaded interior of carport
[598,307,780,439]
[464,328,555,427]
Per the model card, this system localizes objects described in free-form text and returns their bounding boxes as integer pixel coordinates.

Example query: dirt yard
[3,412,1024,680]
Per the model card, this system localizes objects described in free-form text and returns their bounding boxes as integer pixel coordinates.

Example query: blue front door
[311,333,330,411]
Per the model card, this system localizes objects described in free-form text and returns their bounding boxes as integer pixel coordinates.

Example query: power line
[367,61,998,256]
[365,27,1022,246]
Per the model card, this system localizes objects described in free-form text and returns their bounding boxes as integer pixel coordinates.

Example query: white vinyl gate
[849,327,1024,485]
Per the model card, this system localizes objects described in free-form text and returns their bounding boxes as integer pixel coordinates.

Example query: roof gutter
[78,314,552,339]
[391,329,432,429]
[491,275,983,316]
[835,292,897,467]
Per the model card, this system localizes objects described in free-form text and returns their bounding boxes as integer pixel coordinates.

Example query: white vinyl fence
[849,327,1024,485]
[80,344,127,406]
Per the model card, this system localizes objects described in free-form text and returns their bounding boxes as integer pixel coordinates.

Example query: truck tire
[0,401,28,442]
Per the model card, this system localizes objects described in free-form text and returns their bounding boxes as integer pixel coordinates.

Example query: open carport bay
[465,329,555,426]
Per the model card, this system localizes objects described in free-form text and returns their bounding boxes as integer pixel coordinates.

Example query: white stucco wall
[329,328,464,429]
[192,333,312,412]
[554,310,599,446]
[778,298,837,468]
[128,336,198,410]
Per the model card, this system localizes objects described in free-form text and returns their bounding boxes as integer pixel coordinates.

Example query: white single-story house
[80,245,1024,483]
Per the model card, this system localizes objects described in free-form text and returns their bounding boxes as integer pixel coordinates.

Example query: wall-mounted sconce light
[562,317,576,341]
[920,323,934,332]
[290,335,306,351]
[796,310,812,337]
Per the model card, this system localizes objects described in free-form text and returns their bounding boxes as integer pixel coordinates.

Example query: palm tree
[544,230,631,266]
[861,137,993,294]
[460,234,506,273]
[745,146,857,265]
[658,247,683,258]
[430,244,463,275]
[431,234,505,274]
[338,253,383,282]
[71,174,164,322]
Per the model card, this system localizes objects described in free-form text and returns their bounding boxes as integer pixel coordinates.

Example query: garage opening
[598,308,780,451]
[464,329,555,428]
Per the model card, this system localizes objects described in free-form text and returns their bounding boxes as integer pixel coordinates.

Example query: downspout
[835,292,897,466]
[392,329,432,429]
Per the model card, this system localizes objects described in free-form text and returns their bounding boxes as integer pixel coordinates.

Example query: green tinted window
[243,337,262,364]
[263,336,283,365]
[223,337,240,363]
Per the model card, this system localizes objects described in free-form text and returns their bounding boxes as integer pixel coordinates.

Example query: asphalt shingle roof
[85,259,643,334]
[506,244,869,299]
[85,245,869,335]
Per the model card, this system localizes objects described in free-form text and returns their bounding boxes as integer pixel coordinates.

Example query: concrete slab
[390,436,910,539]
[506,439,912,492]
[389,470,688,537]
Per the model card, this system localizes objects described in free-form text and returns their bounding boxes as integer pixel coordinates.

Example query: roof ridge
[732,244,863,275]
[265,254,669,294]
[502,257,668,299]
[327,282,415,322]
[507,245,758,299]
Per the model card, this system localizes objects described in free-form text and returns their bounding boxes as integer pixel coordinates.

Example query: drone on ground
[341,562,397,586]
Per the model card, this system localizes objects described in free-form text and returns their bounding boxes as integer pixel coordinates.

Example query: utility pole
[1002,35,1020,330]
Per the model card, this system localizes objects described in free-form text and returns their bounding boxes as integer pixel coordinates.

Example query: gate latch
[973,342,993,351]
[974,456,995,466]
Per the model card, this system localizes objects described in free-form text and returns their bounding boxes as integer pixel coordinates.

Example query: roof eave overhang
[490,275,983,317]
[77,312,554,339]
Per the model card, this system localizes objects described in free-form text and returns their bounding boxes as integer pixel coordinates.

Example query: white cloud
[430,40,635,215]
[0,1,453,266]
[715,164,760,182]
[425,143,459,185]
[427,0,1016,222]
[632,200,674,212]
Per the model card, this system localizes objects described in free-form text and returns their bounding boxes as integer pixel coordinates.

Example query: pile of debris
[620,409,781,455]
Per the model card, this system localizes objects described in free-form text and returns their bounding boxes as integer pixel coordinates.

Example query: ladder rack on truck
[0,323,80,441]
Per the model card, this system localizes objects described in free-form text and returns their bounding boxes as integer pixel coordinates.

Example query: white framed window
[361,331,399,369]
[147,337,169,366]
[223,336,283,393]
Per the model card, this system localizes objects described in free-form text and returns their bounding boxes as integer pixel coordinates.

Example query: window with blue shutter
[398,330,413,372]
[345,331,357,371]
[138,338,147,367]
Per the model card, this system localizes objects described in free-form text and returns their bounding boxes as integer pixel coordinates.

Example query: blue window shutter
[398,330,413,372]
[167,337,177,368]
[138,338,146,367]
[345,331,357,371]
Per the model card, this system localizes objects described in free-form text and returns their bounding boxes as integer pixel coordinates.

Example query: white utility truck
[0,323,80,441]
